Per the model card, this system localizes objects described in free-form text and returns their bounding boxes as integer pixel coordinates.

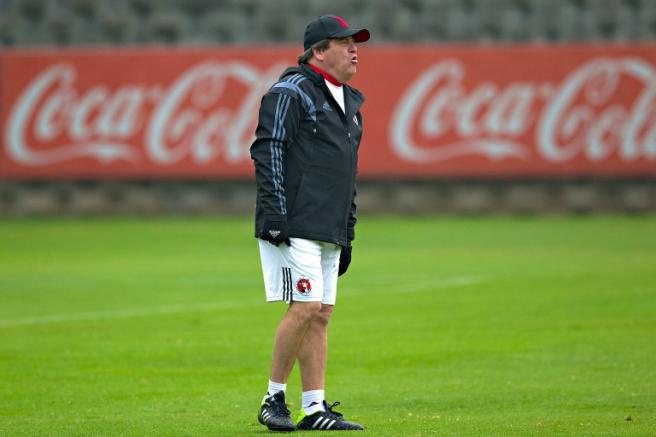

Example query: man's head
[298,15,370,83]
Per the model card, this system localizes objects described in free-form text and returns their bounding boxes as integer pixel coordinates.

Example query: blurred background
[0,0,655,215]
[2,0,656,45]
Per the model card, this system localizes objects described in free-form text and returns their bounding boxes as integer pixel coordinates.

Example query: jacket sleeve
[250,89,304,219]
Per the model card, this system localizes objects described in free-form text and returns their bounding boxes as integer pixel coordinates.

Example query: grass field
[0,216,655,436]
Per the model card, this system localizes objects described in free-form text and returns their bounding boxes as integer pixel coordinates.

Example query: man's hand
[261,216,291,247]
[338,245,352,276]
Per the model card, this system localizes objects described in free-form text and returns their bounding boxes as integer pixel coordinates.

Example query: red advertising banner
[1,44,655,179]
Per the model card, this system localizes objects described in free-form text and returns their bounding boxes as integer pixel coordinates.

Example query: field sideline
[1,216,654,436]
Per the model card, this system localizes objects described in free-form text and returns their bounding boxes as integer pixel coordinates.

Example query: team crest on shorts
[296,278,312,294]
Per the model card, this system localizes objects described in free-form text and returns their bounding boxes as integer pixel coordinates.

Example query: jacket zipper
[322,82,361,245]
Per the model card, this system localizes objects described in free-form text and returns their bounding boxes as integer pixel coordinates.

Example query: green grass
[1,216,655,436]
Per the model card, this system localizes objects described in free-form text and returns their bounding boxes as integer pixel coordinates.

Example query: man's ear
[313,47,326,62]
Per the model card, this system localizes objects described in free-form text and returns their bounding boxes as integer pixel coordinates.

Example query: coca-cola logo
[3,49,655,177]
[391,57,656,163]
[6,60,285,166]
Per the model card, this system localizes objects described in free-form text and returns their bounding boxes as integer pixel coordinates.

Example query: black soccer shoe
[258,391,296,432]
[296,401,364,431]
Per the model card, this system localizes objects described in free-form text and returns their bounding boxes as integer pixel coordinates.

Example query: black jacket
[250,64,364,247]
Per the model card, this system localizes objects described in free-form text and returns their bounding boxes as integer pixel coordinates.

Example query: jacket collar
[278,65,365,116]
[301,64,363,99]
[307,64,343,87]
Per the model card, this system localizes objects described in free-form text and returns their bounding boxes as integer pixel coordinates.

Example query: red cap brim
[334,28,370,43]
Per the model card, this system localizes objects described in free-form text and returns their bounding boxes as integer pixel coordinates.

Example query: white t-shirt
[325,79,345,114]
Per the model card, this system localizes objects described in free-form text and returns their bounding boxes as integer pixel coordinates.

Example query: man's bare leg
[293,303,363,429]
[298,304,333,413]
[260,302,321,431]
[270,301,323,383]
[298,304,333,390]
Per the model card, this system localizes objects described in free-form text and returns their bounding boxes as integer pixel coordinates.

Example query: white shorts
[258,237,341,305]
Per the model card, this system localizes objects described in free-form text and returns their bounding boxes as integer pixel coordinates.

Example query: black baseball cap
[303,15,370,51]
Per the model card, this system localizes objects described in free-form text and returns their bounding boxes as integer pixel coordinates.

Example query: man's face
[318,37,358,83]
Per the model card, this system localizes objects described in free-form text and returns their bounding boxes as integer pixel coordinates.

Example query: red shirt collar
[308,64,343,87]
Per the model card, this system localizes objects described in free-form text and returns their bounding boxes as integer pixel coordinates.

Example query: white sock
[302,389,325,415]
[267,380,286,397]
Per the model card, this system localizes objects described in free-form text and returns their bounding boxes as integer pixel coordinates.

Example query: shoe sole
[259,414,295,432]
[297,421,364,431]
[268,426,296,432]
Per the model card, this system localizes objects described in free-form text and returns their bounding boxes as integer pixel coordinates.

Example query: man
[250,14,370,432]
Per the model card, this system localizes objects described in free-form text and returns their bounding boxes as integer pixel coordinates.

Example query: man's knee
[287,301,323,324]
[313,304,334,327]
